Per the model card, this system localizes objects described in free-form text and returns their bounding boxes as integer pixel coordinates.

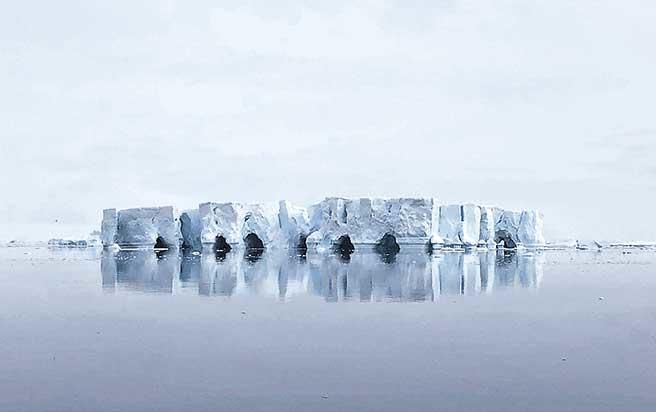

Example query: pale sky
[1,0,655,242]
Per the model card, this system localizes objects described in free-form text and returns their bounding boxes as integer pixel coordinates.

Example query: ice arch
[154,236,169,250]
[243,233,265,263]
[494,230,517,249]
[334,235,355,257]
[244,233,265,249]
[297,234,308,252]
[214,235,232,253]
[375,233,400,255]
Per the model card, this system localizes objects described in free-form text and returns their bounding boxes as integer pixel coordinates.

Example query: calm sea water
[1,247,655,411]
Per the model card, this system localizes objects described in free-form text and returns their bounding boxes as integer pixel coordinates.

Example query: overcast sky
[1,0,655,242]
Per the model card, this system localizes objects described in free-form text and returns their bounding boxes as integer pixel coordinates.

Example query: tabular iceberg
[101,197,546,252]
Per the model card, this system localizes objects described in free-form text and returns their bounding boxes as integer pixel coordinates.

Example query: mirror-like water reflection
[101,249,544,301]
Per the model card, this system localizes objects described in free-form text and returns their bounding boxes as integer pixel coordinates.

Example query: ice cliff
[101,209,117,246]
[180,209,202,251]
[102,207,181,249]
[101,198,546,252]
[306,198,434,250]
[199,202,288,249]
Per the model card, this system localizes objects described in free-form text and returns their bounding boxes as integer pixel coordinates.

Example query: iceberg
[493,210,522,248]
[199,202,242,247]
[306,197,434,251]
[101,209,117,247]
[101,206,181,249]
[461,204,482,246]
[180,209,202,251]
[435,204,481,247]
[436,204,461,246]
[199,202,284,249]
[278,200,311,249]
[489,209,545,248]
[100,197,546,252]
[517,210,545,247]
[478,206,496,247]
[433,204,546,249]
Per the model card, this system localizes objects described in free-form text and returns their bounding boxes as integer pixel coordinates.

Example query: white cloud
[0,0,655,241]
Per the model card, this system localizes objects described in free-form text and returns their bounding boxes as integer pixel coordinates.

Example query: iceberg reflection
[101,249,544,301]
[101,250,179,294]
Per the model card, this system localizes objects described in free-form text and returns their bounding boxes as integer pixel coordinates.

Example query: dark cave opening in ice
[154,236,168,250]
[375,233,401,255]
[297,234,308,254]
[494,230,517,249]
[244,233,264,250]
[334,235,355,259]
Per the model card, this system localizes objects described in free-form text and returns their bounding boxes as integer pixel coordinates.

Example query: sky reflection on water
[101,249,543,301]
[3,247,656,412]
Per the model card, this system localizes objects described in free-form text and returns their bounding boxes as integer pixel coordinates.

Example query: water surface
[1,247,655,411]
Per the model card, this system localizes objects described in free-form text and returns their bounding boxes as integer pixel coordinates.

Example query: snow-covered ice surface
[2,247,656,412]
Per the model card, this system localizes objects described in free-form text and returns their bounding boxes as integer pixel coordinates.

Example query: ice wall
[436,204,461,245]
[101,209,117,247]
[180,209,202,251]
[494,210,523,248]
[461,204,481,246]
[433,204,545,248]
[517,210,545,247]
[279,200,311,249]
[479,206,496,247]
[199,202,242,246]
[306,197,434,249]
[199,202,285,248]
[435,204,482,247]
[110,207,181,249]
[491,209,546,248]
[101,198,546,251]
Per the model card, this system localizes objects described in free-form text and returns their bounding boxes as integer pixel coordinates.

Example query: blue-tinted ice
[101,249,543,301]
